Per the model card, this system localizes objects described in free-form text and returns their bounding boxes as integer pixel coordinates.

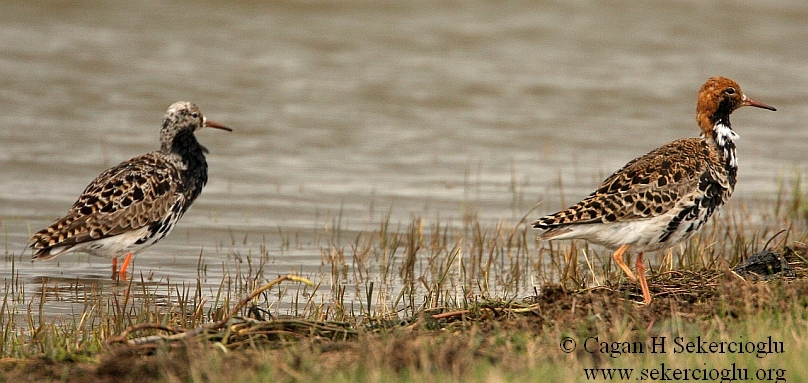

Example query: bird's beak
[203,118,233,132]
[741,95,777,111]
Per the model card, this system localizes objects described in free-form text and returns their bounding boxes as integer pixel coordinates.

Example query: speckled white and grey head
[28,101,231,268]
[160,101,232,155]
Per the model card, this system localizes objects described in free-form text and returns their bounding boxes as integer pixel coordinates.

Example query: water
[1,0,807,316]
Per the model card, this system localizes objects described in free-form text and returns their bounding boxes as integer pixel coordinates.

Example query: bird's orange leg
[612,244,637,282]
[112,258,118,280]
[635,252,652,304]
[118,252,133,280]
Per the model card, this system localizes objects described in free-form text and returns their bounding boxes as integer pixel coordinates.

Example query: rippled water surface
[1,0,807,315]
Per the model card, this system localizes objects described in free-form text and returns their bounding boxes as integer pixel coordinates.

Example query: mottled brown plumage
[541,138,712,227]
[532,77,776,304]
[29,101,231,278]
[31,154,180,251]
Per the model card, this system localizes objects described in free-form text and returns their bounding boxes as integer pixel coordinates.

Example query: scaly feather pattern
[531,77,776,304]
[29,102,231,264]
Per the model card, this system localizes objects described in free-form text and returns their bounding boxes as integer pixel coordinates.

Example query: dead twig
[109,274,314,347]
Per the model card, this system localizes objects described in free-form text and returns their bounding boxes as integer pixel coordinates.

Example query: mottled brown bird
[29,102,231,279]
[533,77,776,304]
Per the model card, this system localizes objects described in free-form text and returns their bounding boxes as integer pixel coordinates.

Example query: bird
[532,77,776,304]
[29,101,232,280]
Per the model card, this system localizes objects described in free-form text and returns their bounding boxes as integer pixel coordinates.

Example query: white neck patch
[713,122,739,168]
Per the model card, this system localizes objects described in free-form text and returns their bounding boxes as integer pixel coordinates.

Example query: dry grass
[1,175,808,382]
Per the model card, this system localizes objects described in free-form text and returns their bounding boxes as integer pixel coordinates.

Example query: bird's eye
[191,112,199,118]
[725,87,736,95]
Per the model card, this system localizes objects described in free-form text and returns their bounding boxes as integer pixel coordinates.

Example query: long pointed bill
[204,119,233,131]
[742,96,777,111]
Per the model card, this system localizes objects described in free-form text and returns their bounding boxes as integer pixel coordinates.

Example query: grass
[1,175,808,382]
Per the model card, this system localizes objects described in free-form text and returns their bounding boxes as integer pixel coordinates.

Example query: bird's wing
[533,138,723,230]
[29,152,184,250]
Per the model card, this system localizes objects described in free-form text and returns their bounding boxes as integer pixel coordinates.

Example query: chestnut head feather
[696,77,776,137]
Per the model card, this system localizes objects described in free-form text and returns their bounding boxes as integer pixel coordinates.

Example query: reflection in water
[30,276,169,306]
[0,0,807,318]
